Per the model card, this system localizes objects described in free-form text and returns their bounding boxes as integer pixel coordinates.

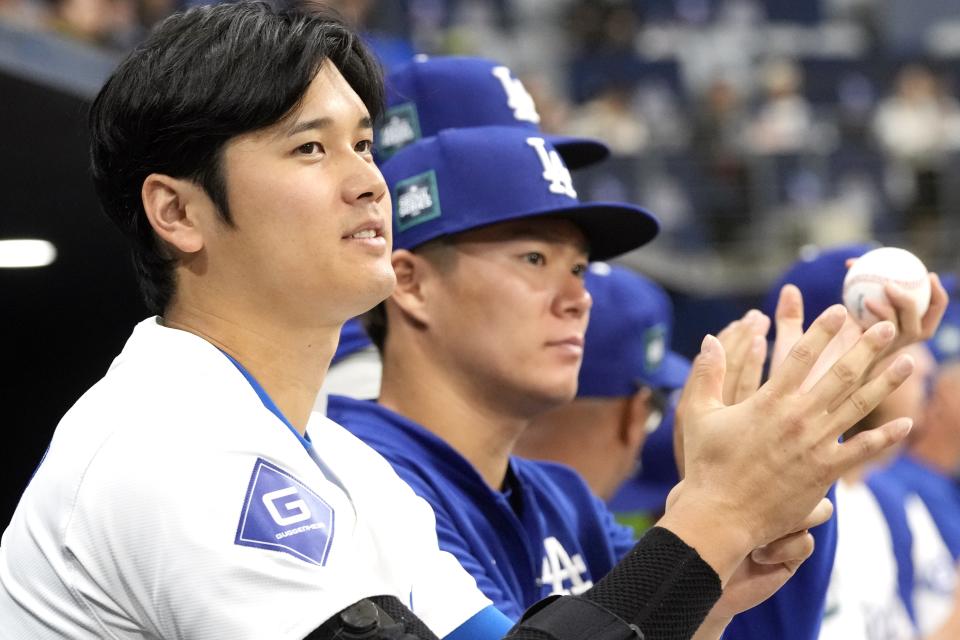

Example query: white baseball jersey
[818,480,916,640]
[0,318,491,639]
[904,494,956,636]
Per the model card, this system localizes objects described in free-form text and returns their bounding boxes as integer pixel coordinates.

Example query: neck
[163,301,339,435]
[378,351,530,490]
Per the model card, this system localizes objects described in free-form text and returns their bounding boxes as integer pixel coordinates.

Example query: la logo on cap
[395,170,442,231]
[491,66,540,124]
[527,138,576,198]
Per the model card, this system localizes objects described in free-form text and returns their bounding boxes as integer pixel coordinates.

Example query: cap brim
[547,134,611,170]
[546,201,660,261]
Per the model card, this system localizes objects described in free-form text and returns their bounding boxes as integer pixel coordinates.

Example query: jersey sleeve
[64,440,368,640]
[386,466,502,636]
[389,462,526,622]
[722,484,839,640]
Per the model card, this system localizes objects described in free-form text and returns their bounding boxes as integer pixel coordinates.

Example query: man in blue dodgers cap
[516,263,689,511]
[325,125,879,640]
[321,55,609,404]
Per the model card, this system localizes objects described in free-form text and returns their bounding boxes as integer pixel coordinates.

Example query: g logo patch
[235,459,334,565]
[262,487,311,526]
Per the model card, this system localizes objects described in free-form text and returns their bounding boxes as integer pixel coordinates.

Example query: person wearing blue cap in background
[516,263,689,510]
[319,55,610,408]
[763,244,960,640]
[324,123,930,640]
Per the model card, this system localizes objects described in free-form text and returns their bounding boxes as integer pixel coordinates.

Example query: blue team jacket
[328,395,837,638]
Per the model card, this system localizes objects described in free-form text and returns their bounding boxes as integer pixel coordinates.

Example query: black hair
[89,1,384,314]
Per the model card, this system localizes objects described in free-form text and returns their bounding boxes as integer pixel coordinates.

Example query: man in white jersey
[0,3,937,640]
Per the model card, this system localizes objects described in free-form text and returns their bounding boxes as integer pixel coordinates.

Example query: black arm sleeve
[305,527,720,640]
[506,527,721,640]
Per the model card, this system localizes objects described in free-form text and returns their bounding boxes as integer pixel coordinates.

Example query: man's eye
[297,142,324,155]
[572,263,587,277]
[355,139,374,153]
[524,252,546,266]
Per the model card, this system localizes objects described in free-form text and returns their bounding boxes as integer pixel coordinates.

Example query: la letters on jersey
[235,458,335,565]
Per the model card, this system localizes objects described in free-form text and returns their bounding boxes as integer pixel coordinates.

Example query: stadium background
[2,0,959,527]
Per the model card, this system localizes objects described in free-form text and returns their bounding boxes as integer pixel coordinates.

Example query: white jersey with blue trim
[0,318,494,639]
[818,479,916,640]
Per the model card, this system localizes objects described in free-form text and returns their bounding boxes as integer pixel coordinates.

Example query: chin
[348,266,397,316]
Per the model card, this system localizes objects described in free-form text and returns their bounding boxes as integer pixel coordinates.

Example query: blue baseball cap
[929,273,960,364]
[380,126,659,261]
[577,263,690,396]
[762,242,878,332]
[607,388,683,515]
[376,56,609,168]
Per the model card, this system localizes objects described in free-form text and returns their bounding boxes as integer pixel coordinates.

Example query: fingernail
[752,336,764,354]
[827,305,846,327]
[894,354,915,376]
[895,417,913,437]
[701,334,717,355]
[877,322,895,340]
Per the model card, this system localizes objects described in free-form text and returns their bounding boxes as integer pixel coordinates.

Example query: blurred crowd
[3,0,960,273]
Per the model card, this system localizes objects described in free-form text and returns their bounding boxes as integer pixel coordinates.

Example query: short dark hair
[89,1,384,314]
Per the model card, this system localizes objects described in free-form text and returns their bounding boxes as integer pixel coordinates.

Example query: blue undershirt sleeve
[443,605,514,640]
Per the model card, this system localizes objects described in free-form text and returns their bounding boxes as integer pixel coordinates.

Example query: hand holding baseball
[842,247,948,351]
[661,304,914,583]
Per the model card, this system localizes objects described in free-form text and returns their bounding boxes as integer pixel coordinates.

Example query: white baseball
[842,247,930,329]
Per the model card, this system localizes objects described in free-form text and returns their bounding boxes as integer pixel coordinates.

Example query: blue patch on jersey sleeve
[235,458,335,566]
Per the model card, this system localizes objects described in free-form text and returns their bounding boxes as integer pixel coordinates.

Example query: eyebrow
[286,116,373,137]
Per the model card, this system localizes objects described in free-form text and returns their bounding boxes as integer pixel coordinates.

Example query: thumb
[686,334,727,414]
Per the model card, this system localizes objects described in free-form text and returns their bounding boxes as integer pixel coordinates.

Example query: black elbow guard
[505,595,644,640]
[304,596,439,640]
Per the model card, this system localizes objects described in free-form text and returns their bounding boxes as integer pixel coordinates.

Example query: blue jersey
[882,454,960,560]
[329,395,836,637]
[326,395,636,621]
[721,486,837,640]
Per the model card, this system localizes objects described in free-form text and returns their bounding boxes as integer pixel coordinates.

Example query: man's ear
[620,387,653,451]
[141,174,208,255]
[389,249,434,326]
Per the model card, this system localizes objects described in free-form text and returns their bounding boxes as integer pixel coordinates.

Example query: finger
[750,531,815,566]
[828,353,915,439]
[792,497,834,532]
[806,320,896,411]
[864,297,896,325]
[920,272,948,339]
[884,282,923,337]
[771,284,804,375]
[833,416,913,476]
[683,335,728,419]
[719,319,750,405]
[723,311,768,404]
[767,305,847,394]
[735,335,767,403]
